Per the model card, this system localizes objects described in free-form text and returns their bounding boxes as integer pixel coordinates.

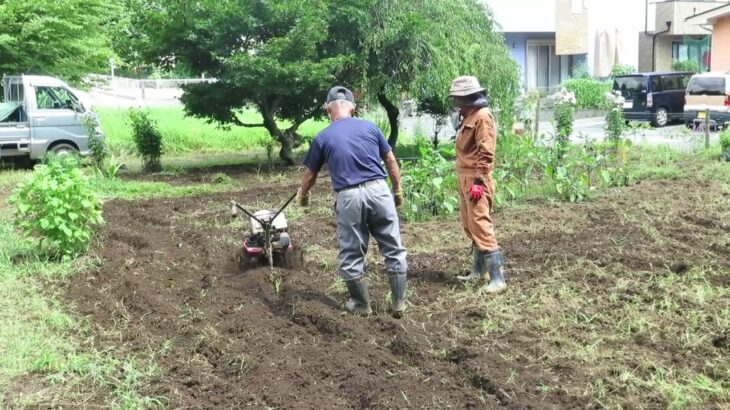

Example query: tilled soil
[61,176,729,409]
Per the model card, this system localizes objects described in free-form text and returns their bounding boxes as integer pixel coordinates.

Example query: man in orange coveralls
[449,76,506,293]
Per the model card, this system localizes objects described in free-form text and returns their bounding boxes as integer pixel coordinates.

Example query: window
[613,76,647,100]
[35,87,78,110]
[672,39,711,71]
[651,76,663,93]
[687,77,726,96]
[526,42,567,92]
[660,75,681,91]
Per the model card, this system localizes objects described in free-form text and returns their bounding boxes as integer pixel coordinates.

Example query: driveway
[400,114,719,151]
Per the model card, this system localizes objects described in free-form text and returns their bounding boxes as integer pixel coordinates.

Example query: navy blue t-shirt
[303,117,391,191]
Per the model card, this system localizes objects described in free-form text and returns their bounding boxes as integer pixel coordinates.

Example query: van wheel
[652,107,668,127]
[49,143,79,156]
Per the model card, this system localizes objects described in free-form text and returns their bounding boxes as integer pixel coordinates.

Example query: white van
[0,74,103,161]
[683,72,730,129]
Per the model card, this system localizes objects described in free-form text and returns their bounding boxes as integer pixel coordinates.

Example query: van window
[680,74,691,89]
[35,87,79,110]
[651,76,663,92]
[613,76,648,100]
[660,75,682,91]
[686,77,726,96]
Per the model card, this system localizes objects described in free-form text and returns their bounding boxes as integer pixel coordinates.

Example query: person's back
[304,117,390,191]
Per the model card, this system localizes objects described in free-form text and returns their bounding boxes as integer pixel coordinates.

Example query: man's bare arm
[299,168,318,197]
[383,151,401,192]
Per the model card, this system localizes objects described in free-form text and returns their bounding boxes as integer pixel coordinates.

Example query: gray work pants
[335,179,407,281]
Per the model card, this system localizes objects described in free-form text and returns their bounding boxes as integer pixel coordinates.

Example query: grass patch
[92,175,240,200]
[0,220,162,408]
[97,107,328,156]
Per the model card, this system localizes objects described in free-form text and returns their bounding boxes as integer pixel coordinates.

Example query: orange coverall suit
[455,107,499,252]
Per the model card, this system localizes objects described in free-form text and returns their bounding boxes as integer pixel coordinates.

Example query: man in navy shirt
[297,86,407,318]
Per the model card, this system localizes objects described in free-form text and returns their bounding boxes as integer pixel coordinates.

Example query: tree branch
[232,117,265,128]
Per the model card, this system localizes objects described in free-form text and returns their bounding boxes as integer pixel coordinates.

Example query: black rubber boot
[388,272,407,318]
[483,249,507,294]
[344,278,372,315]
[457,245,487,282]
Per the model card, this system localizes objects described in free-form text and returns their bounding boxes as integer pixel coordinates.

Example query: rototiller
[230,192,304,270]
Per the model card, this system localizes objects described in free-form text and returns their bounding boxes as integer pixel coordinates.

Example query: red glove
[469,182,484,202]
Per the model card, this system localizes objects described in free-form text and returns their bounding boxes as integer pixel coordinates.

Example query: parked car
[613,72,693,127]
[683,72,730,130]
[0,74,103,161]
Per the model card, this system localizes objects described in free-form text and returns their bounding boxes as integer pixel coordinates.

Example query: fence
[85,74,215,91]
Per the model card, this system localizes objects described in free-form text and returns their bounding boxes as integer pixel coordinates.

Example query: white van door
[28,86,86,150]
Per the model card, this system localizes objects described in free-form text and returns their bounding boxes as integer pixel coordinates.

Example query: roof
[688,71,730,78]
[686,3,730,25]
[614,71,694,77]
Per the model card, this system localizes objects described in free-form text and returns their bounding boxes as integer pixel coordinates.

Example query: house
[638,0,725,73]
[486,0,725,92]
[686,2,730,71]
[488,0,649,92]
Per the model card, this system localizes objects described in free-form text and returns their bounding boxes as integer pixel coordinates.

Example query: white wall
[486,0,556,32]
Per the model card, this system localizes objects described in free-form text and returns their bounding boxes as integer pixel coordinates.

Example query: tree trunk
[260,107,297,165]
[378,93,400,148]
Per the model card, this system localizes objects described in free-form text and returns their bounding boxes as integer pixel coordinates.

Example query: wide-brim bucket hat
[449,76,485,97]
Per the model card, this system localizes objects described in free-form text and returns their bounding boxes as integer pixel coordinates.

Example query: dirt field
[56,171,728,409]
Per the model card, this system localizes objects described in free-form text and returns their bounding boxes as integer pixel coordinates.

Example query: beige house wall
[556,0,589,55]
[638,33,654,72]
[655,1,725,35]
[711,16,730,71]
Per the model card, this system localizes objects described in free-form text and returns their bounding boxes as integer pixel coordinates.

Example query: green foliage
[611,64,637,77]
[82,114,107,170]
[0,0,117,82]
[718,130,730,150]
[413,0,520,135]
[604,91,626,144]
[9,156,103,258]
[672,59,701,73]
[562,78,611,109]
[720,130,730,161]
[128,0,517,156]
[550,89,577,158]
[132,0,351,163]
[400,146,459,221]
[128,109,163,172]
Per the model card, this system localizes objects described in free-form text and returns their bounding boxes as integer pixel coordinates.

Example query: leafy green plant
[562,78,611,109]
[400,145,459,221]
[82,113,107,170]
[611,64,637,77]
[9,155,103,258]
[672,59,700,73]
[604,91,626,144]
[719,130,730,161]
[550,88,577,158]
[128,109,163,172]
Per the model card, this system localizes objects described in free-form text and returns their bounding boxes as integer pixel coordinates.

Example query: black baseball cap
[326,86,355,103]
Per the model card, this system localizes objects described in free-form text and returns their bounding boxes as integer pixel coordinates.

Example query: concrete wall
[655,1,726,35]
[654,35,680,71]
[711,16,730,71]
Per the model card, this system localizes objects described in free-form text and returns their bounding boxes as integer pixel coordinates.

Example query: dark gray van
[613,72,693,127]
